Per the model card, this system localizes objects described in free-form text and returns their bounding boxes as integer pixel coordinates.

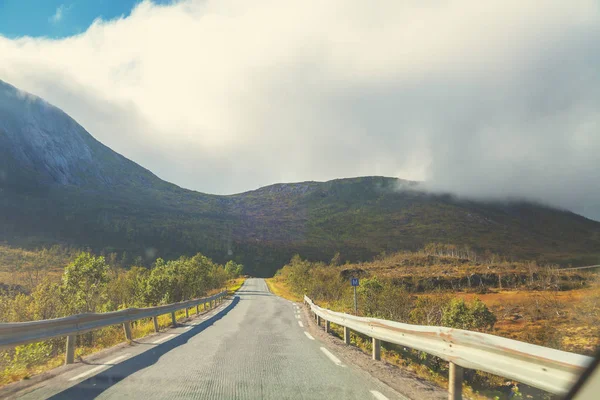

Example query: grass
[226,277,246,295]
[265,277,302,302]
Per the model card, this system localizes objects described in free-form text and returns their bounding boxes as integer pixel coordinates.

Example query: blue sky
[0,0,171,38]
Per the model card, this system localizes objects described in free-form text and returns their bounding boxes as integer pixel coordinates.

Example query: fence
[0,291,227,364]
[305,295,592,399]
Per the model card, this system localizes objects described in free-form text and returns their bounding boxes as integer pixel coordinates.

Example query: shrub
[442,298,496,331]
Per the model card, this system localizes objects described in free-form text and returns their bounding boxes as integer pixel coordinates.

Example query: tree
[470,298,497,330]
[441,298,496,331]
[358,277,384,317]
[442,298,473,330]
[224,261,244,278]
[61,253,109,314]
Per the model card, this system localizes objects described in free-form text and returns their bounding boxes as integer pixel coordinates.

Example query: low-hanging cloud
[1,0,599,220]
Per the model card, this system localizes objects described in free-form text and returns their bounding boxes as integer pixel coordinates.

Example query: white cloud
[49,5,66,24]
[1,0,600,220]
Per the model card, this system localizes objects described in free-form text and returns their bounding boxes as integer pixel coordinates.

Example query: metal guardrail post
[171,311,177,327]
[123,321,132,341]
[65,335,75,365]
[344,327,351,344]
[372,338,381,360]
[325,320,330,333]
[449,362,463,400]
[196,304,200,314]
[185,308,189,318]
[153,316,159,332]
[316,315,321,326]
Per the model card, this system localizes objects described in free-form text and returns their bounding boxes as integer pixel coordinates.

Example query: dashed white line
[298,321,304,328]
[69,354,130,381]
[304,332,315,340]
[320,347,344,367]
[370,390,390,400]
[152,334,176,344]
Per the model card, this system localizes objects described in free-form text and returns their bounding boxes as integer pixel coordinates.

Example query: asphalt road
[13,278,402,400]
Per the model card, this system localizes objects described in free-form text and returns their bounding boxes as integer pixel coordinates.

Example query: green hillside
[2,175,599,277]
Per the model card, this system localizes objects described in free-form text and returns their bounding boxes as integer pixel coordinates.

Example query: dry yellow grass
[265,277,302,302]
[227,277,246,295]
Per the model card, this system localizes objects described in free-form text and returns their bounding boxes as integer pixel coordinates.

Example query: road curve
[14,278,400,399]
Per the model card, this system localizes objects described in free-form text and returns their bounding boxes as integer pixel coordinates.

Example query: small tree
[61,253,109,314]
[358,277,384,317]
[442,298,473,330]
[442,298,496,331]
[470,298,497,330]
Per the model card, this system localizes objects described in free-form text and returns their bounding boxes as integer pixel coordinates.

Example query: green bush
[442,298,496,331]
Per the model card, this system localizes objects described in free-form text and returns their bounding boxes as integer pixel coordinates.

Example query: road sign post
[351,278,359,315]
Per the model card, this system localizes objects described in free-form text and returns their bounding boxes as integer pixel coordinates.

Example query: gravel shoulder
[301,303,448,400]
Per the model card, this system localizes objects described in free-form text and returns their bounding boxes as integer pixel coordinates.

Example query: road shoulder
[300,302,447,400]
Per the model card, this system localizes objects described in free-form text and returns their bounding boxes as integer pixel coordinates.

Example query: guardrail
[0,291,227,364]
[304,295,592,399]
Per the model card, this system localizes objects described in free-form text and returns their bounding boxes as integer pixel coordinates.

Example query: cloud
[49,5,66,24]
[1,0,599,220]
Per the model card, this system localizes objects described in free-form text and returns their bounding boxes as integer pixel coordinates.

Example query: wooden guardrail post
[123,321,132,341]
[153,316,159,332]
[449,362,463,400]
[372,338,381,360]
[344,326,351,344]
[65,335,75,365]
[171,311,177,327]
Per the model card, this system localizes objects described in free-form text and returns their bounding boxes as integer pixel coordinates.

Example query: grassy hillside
[1,176,600,277]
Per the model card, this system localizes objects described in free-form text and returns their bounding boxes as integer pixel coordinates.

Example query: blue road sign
[351,278,359,286]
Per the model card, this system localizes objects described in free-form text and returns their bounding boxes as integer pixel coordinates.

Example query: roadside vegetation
[0,250,243,386]
[271,244,600,399]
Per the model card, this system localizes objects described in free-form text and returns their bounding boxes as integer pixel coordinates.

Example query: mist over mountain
[1,80,599,275]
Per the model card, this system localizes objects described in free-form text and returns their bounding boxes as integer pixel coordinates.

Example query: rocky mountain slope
[1,80,599,276]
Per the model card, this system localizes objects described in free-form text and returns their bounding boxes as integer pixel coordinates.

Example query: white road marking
[69,354,130,381]
[183,325,193,331]
[152,334,176,344]
[320,347,344,366]
[304,332,315,340]
[370,390,390,400]
[298,321,304,327]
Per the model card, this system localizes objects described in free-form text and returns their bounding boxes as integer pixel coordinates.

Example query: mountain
[1,80,599,276]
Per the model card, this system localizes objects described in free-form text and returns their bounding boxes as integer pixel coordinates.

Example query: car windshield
[0,1,599,399]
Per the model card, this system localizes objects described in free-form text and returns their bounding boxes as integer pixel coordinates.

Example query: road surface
[12,278,402,400]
